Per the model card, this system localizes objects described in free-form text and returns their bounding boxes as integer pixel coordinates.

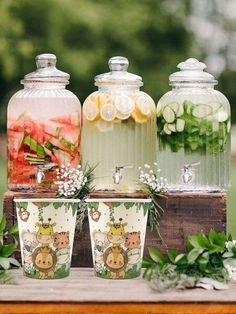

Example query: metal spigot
[36,163,57,183]
[113,165,133,184]
[182,162,200,184]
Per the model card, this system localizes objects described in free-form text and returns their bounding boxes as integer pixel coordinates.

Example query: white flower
[55,164,88,198]
[138,163,168,194]
[225,264,236,281]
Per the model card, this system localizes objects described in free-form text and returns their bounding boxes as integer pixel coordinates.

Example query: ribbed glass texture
[7,83,81,191]
[156,85,231,191]
[82,90,156,192]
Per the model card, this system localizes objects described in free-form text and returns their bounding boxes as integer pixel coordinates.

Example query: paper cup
[86,198,151,279]
[14,198,79,279]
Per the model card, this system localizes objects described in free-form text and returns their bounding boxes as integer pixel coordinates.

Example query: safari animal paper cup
[86,198,151,279]
[15,198,79,279]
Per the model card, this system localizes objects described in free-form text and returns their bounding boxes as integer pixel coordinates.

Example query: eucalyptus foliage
[143,230,232,292]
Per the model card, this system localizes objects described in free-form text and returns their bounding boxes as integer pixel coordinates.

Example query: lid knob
[177,58,206,71]
[169,57,216,84]
[23,53,70,82]
[36,53,57,69]
[108,56,129,71]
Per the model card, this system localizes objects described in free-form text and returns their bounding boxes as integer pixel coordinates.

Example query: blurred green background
[0,0,235,235]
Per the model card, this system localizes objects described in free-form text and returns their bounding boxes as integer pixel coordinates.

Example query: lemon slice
[136,95,153,116]
[83,98,99,121]
[116,111,131,120]
[100,103,117,121]
[131,106,148,123]
[114,95,135,115]
[96,120,114,132]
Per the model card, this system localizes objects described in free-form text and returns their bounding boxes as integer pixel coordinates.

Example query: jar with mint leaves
[156,58,230,191]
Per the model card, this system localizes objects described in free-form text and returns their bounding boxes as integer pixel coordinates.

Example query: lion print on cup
[103,246,128,279]
[32,246,57,279]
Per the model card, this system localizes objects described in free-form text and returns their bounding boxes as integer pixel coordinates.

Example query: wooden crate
[3,191,226,267]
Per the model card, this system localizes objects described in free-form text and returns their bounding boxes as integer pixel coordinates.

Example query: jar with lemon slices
[156,58,231,192]
[82,56,156,192]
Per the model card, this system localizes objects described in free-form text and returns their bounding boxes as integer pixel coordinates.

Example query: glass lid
[22,53,70,83]
[169,58,217,85]
[95,56,143,87]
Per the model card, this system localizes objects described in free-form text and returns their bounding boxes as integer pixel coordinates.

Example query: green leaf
[124,202,134,210]
[17,202,28,209]
[187,248,204,264]
[167,249,178,263]
[174,253,187,265]
[112,202,121,208]
[142,257,154,268]
[41,202,50,208]
[0,257,10,270]
[148,247,165,265]
[8,224,19,236]
[70,203,78,216]
[88,202,99,210]
[142,203,150,216]
[8,258,21,268]
[0,216,6,233]
[53,202,64,209]
[0,244,17,257]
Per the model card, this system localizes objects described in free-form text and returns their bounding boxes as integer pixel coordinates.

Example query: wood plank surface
[0,268,236,303]
[0,269,236,314]
[3,191,227,267]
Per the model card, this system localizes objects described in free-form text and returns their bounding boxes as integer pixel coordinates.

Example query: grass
[0,158,236,237]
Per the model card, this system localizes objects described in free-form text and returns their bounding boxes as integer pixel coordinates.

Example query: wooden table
[1,268,236,314]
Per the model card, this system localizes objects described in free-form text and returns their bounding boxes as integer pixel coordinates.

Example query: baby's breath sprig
[55,163,95,200]
[139,163,168,235]
[56,163,95,232]
[139,163,168,195]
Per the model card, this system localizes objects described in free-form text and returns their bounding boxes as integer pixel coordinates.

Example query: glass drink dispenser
[156,58,230,191]
[7,53,81,191]
[82,56,156,192]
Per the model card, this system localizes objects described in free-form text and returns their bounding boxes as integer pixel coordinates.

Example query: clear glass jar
[82,56,156,192]
[156,58,231,191]
[7,53,81,191]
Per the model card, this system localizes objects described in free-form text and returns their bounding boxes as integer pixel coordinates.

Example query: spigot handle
[116,164,133,171]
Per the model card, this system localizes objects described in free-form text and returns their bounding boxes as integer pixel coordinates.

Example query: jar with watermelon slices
[81,56,156,192]
[7,54,81,191]
[156,58,230,191]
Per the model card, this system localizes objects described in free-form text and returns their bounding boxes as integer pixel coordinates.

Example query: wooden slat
[1,303,236,314]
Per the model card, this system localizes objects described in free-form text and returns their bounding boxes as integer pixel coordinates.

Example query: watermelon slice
[59,125,80,145]
[8,130,24,159]
[51,112,80,126]
[8,114,25,132]
[53,149,72,165]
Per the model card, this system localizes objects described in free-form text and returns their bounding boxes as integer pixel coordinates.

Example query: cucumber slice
[163,123,172,135]
[184,100,193,114]
[168,123,176,132]
[192,104,212,118]
[215,110,228,122]
[208,102,222,113]
[176,119,185,132]
[167,102,184,117]
[227,120,231,133]
[168,102,179,113]
[162,106,175,123]
[176,103,184,117]
[212,121,220,132]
